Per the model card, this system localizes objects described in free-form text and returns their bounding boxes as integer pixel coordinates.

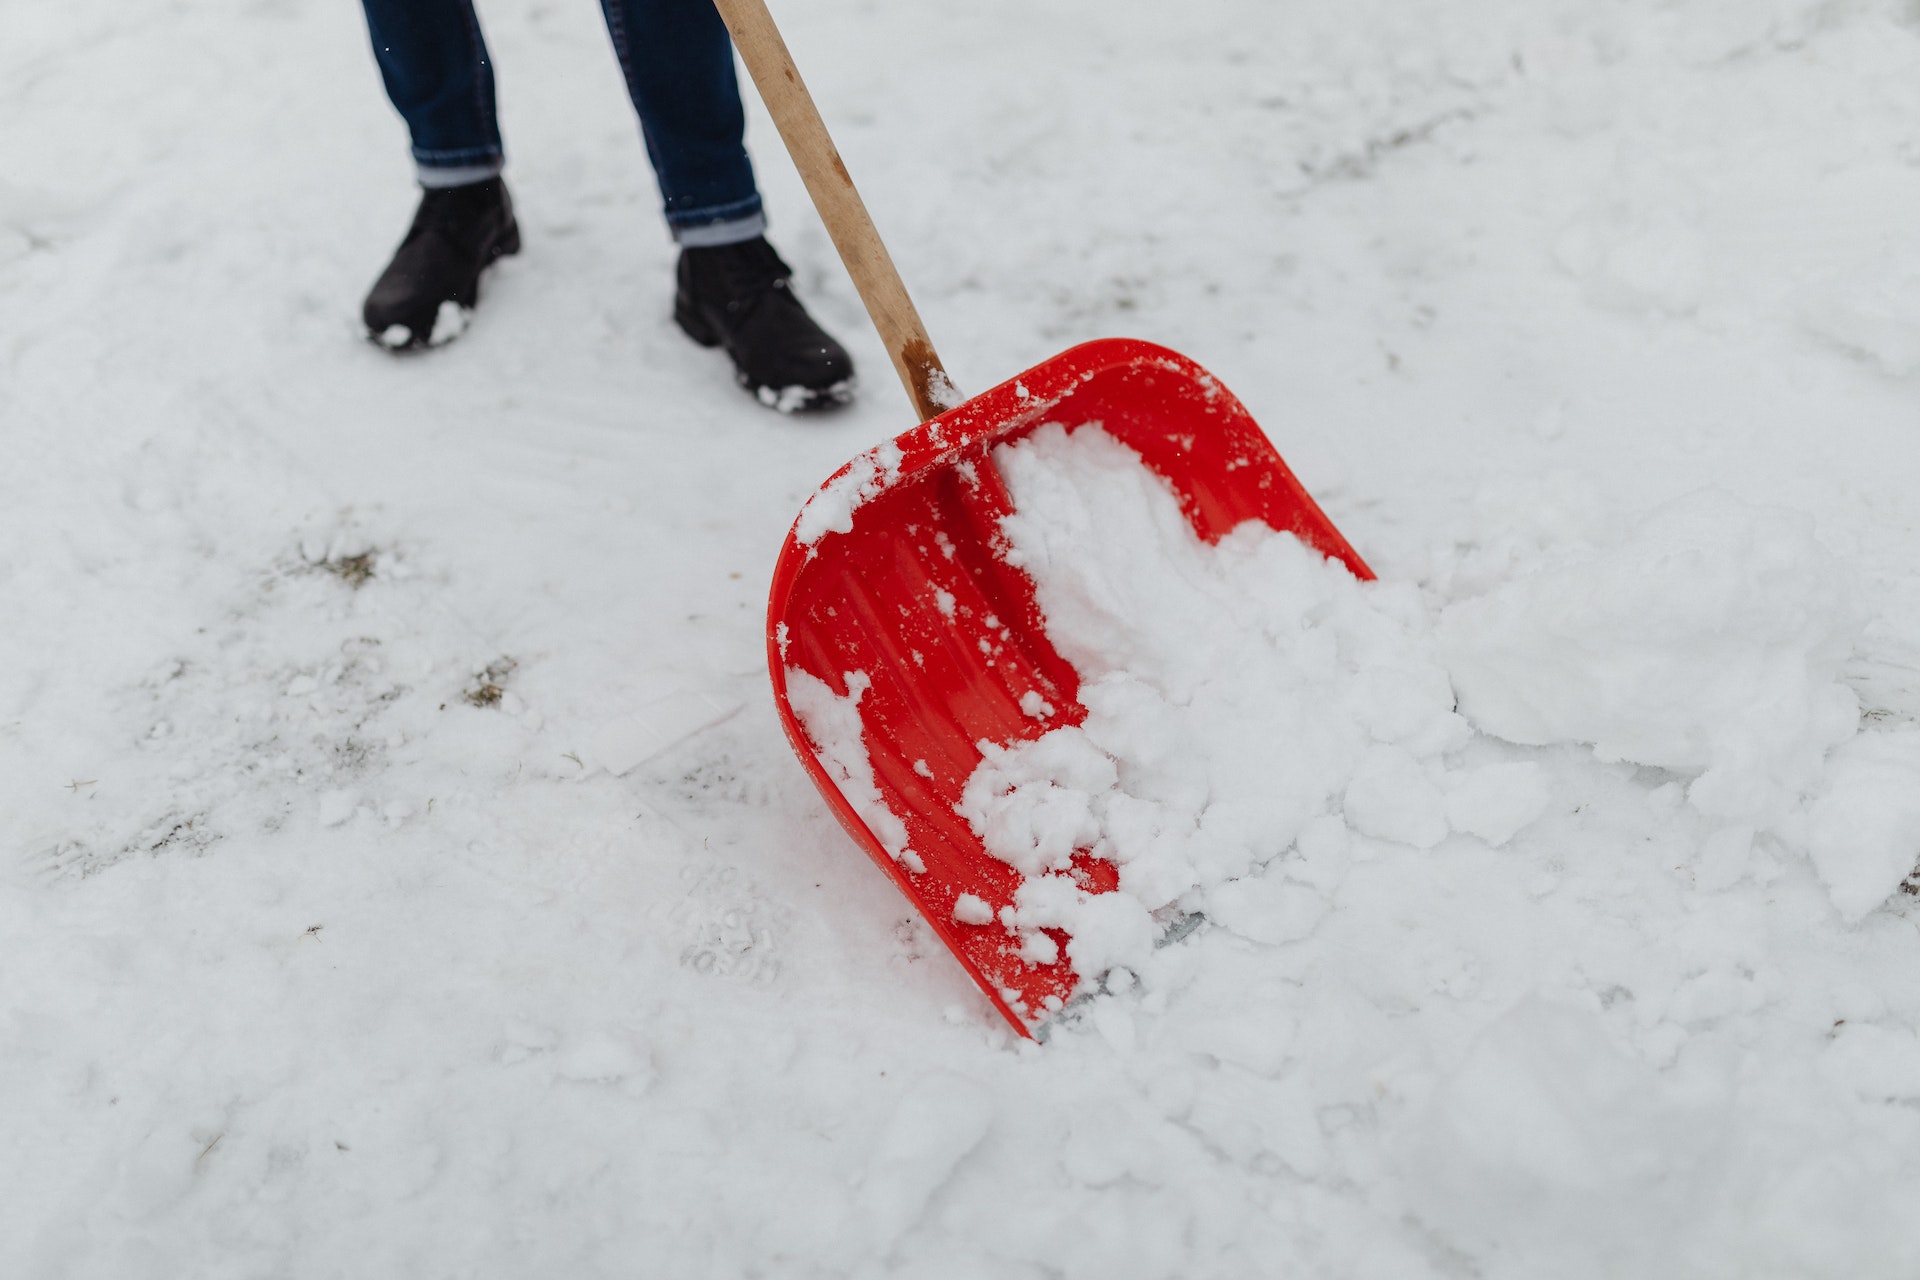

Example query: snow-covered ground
[11,0,1920,1274]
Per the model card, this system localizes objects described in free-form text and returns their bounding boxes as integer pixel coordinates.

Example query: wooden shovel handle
[710,0,953,423]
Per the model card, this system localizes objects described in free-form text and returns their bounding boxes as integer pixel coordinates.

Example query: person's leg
[598,0,853,408]
[361,0,506,185]
[597,0,763,245]
[357,0,519,348]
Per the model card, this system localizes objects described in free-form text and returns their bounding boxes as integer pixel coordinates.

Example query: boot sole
[749,376,856,414]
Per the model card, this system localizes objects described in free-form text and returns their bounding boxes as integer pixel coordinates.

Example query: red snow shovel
[718,0,1372,1036]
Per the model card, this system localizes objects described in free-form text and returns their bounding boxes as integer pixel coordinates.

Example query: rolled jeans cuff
[668,195,766,246]
[417,158,505,188]
[412,140,503,175]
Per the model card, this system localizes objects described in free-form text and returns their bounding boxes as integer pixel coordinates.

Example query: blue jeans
[361,0,764,243]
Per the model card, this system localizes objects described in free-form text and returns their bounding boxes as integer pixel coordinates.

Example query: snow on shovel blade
[767,338,1371,1037]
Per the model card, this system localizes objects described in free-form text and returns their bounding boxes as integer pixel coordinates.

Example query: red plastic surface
[766,338,1372,1036]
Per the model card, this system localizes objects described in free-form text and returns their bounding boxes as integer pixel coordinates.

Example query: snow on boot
[362,177,520,351]
[673,237,855,412]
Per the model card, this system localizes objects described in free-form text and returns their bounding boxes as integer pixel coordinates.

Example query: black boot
[362,177,520,350]
[674,237,855,411]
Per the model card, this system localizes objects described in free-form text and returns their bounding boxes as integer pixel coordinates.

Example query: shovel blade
[767,338,1370,1035]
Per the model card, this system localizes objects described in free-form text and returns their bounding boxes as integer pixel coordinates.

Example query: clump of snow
[951,892,994,926]
[1017,689,1054,719]
[959,729,1114,880]
[924,369,965,412]
[427,299,469,346]
[1444,761,1552,846]
[1202,875,1326,946]
[1807,727,1920,921]
[793,441,904,545]
[1439,488,1862,826]
[1343,743,1450,848]
[785,668,924,874]
[1008,872,1156,978]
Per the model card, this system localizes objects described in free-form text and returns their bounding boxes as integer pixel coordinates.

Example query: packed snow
[13,0,1920,1274]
